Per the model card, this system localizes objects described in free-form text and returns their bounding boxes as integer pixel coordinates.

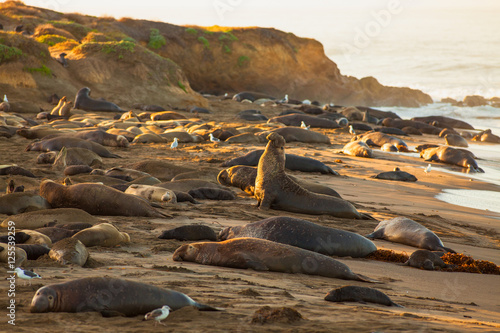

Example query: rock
[463,95,488,107]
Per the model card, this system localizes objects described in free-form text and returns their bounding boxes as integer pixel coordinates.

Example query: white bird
[3,95,8,103]
[349,125,356,135]
[170,137,178,149]
[424,163,432,175]
[144,305,171,326]
[300,121,310,130]
[14,267,41,285]
[209,133,220,143]
[302,99,311,105]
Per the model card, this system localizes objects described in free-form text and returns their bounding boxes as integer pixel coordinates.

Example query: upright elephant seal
[218,216,376,258]
[254,133,367,219]
[74,87,124,112]
[366,217,455,253]
[173,237,377,282]
[30,277,221,315]
[324,286,401,307]
[49,238,89,266]
[39,180,169,218]
[72,223,130,247]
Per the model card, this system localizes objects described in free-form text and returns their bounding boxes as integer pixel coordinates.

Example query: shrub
[148,28,166,49]
[0,44,22,63]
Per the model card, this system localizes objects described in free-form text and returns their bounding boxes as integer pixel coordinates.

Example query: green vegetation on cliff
[23,65,52,76]
[36,34,69,46]
[148,28,166,49]
[0,44,22,63]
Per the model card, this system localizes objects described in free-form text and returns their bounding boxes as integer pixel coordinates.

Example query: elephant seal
[403,249,449,270]
[254,133,366,219]
[46,130,130,148]
[26,137,121,158]
[173,237,377,282]
[217,166,341,198]
[125,184,177,203]
[30,277,221,315]
[64,165,93,176]
[380,143,398,152]
[0,231,31,244]
[127,160,195,181]
[225,132,261,144]
[157,180,224,193]
[52,147,103,169]
[1,208,101,229]
[268,114,340,129]
[372,169,417,182]
[221,150,338,175]
[102,167,151,180]
[358,132,409,152]
[34,227,78,243]
[188,188,236,200]
[72,223,130,247]
[420,146,483,172]
[342,141,373,158]
[218,216,377,258]
[472,129,500,143]
[39,180,169,218]
[444,134,468,148]
[16,244,50,260]
[49,238,89,266]
[264,127,331,144]
[411,116,474,130]
[159,225,217,241]
[74,87,124,112]
[150,111,187,121]
[324,286,401,307]
[0,243,27,267]
[0,193,51,215]
[21,230,52,247]
[0,165,36,178]
[52,222,93,231]
[365,217,455,253]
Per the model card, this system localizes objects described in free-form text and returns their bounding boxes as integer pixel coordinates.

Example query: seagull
[349,125,356,135]
[144,305,171,326]
[209,133,220,143]
[14,267,41,285]
[278,94,289,104]
[424,163,432,175]
[300,121,310,130]
[170,137,178,149]
[302,99,311,105]
[3,95,8,103]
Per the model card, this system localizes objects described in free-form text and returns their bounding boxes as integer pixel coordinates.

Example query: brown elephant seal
[171,168,221,183]
[188,187,236,200]
[49,238,89,266]
[221,150,338,175]
[0,165,36,178]
[268,114,340,129]
[0,243,27,267]
[34,227,78,243]
[0,193,51,215]
[342,141,373,158]
[420,146,483,172]
[264,127,331,144]
[366,217,455,253]
[37,152,57,164]
[125,184,176,203]
[44,130,130,148]
[372,169,417,182]
[225,132,261,144]
[39,180,169,218]
[72,223,130,247]
[16,244,50,260]
[357,132,409,152]
[1,208,101,229]
[324,286,402,307]
[64,165,93,176]
[127,160,195,181]
[26,137,121,158]
[254,133,366,219]
[159,225,217,241]
[403,249,450,270]
[218,216,377,258]
[52,147,103,169]
[74,87,124,112]
[30,277,221,315]
[101,167,152,180]
[21,230,53,247]
[150,111,187,121]
[173,237,377,282]
[444,134,468,147]
[411,116,474,130]
[16,127,67,140]
[52,222,93,231]
[50,96,66,115]
[472,129,500,143]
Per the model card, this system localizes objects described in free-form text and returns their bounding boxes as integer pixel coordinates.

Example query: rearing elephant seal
[218,216,376,258]
[173,237,377,282]
[254,133,366,219]
[365,217,455,253]
[30,277,221,315]
[74,87,124,112]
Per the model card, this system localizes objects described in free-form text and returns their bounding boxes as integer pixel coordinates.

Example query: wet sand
[1,97,499,332]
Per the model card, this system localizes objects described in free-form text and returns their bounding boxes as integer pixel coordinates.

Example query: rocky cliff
[0,1,432,108]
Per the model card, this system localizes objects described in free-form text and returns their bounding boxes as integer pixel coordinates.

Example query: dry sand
[1,98,499,332]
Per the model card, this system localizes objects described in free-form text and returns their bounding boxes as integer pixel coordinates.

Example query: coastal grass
[197,36,209,49]
[36,34,69,46]
[177,80,187,93]
[148,28,166,50]
[23,65,52,76]
[237,55,249,67]
[0,44,22,63]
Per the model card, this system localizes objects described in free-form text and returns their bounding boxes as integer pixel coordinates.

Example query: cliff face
[0,1,432,108]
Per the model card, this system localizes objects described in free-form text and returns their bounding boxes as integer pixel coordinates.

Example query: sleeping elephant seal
[366,217,455,253]
[71,223,130,247]
[403,249,450,270]
[26,137,121,158]
[49,238,89,266]
[324,286,401,307]
[265,127,331,144]
[342,141,373,158]
[218,216,376,258]
[0,193,51,215]
[74,87,124,112]
[124,184,176,203]
[217,165,341,198]
[30,277,221,315]
[173,237,378,282]
[358,132,409,152]
[420,146,483,172]
[34,227,78,243]
[159,225,217,241]
[444,134,468,148]
[372,168,417,182]
[254,133,366,219]
[0,243,27,267]
[39,180,169,218]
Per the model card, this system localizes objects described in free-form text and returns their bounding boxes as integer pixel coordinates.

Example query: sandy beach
[1,96,499,333]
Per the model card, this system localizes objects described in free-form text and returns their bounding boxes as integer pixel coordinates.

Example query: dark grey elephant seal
[30,277,221,315]
[173,237,378,282]
[0,166,36,177]
[159,225,217,241]
[74,87,124,112]
[420,146,483,172]
[365,217,455,253]
[403,249,450,270]
[39,180,169,218]
[16,244,50,260]
[217,165,341,198]
[324,286,401,307]
[26,137,121,158]
[187,187,236,200]
[372,169,417,182]
[254,133,366,219]
[221,149,338,175]
[411,116,474,130]
[34,227,78,243]
[218,216,376,258]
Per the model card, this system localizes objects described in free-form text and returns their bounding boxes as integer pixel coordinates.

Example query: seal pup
[403,249,450,270]
[366,217,455,253]
[30,277,221,315]
[173,237,378,282]
[144,305,171,326]
[74,87,124,112]
[324,286,402,307]
[254,133,366,219]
